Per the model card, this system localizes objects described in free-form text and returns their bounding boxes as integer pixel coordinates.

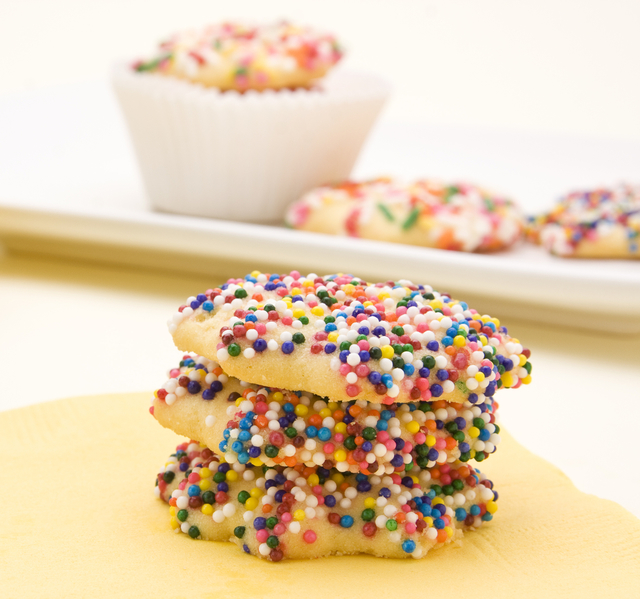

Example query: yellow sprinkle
[293,509,306,521]
[453,335,466,348]
[293,309,305,318]
[470,449,476,458]
[328,401,338,411]
[291,288,302,296]
[344,284,355,295]
[319,408,331,419]
[328,331,339,342]
[199,467,211,479]
[250,487,263,498]
[169,506,176,516]
[411,475,419,485]
[381,346,395,359]
[219,455,227,463]
[245,497,258,511]
[481,315,490,323]
[377,292,390,300]
[295,404,309,417]
[479,336,488,346]
[364,497,376,509]
[486,500,498,514]
[426,435,436,447]
[272,391,283,402]
[170,517,180,530]
[331,472,345,484]
[302,280,314,287]
[501,372,514,388]
[405,421,420,434]
[235,396,242,406]
[199,479,211,491]
[430,300,443,309]
[334,422,347,434]
[432,497,444,506]
[363,301,374,307]
[226,471,238,482]
[249,458,263,467]
[522,375,532,385]
[468,427,480,438]
[519,354,528,366]
[333,449,347,462]
[307,474,320,486]
[201,504,214,516]
[311,307,324,316]
[250,270,261,278]
[445,526,454,538]
[474,372,485,382]
[424,517,434,526]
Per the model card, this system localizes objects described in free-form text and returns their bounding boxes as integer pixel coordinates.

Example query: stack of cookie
[151,271,532,560]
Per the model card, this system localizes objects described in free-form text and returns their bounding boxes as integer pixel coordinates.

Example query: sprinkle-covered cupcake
[113,22,390,223]
[133,21,344,92]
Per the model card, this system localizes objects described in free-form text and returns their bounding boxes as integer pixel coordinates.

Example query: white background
[1,0,640,139]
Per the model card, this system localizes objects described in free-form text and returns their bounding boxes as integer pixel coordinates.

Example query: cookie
[155,441,498,560]
[133,21,343,92]
[528,184,640,258]
[285,178,524,252]
[151,355,502,474]
[169,272,532,405]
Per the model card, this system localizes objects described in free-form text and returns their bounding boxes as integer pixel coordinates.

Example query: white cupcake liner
[112,64,390,223]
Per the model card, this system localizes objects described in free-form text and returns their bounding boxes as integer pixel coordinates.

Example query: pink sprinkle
[403,442,413,454]
[435,438,446,450]
[254,401,268,414]
[323,443,335,454]
[315,332,328,341]
[316,496,325,505]
[442,307,452,316]
[281,316,293,326]
[401,504,411,513]
[169,368,180,378]
[416,323,429,333]
[290,271,301,280]
[312,485,323,495]
[303,530,317,543]
[274,523,286,535]
[178,480,187,491]
[255,323,267,335]
[416,377,430,390]
[391,473,401,484]
[339,364,352,376]
[276,288,288,297]
[281,512,292,523]
[440,474,452,485]
[405,523,417,534]
[346,384,360,397]
[256,529,269,543]
[377,431,389,442]
[385,439,396,451]
[382,396,394,405]
[355,364,370,378]
[356,313,368,322]
[396,306,407,316]
[334,433,344,443]
[415,433,426,445]
[440,464,451,473]
[188,472,200,483]
[308,300,318,308]
[216,342,225,350]
[421,389,432,401]
[357,339,370,351]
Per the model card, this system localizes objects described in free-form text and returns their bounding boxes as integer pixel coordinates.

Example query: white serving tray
[0,82,639,332]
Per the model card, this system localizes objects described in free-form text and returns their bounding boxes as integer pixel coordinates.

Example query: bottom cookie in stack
[155,440,498,560]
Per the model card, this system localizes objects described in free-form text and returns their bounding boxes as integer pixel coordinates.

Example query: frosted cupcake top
[133,21,344,91]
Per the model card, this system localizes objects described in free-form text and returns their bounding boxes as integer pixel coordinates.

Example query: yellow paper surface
[1,393,638,599]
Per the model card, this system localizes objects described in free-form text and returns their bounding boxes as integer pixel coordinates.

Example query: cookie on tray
[285,178,524,252]
[168,272,532,405]
[528,184,640,258]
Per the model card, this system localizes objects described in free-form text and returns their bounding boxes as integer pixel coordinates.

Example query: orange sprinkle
[430,468,441,480]
[339,482,350,492]
[445,437,457,450]
[333,410,345,422]
[262,504,273,514]
[308,414,322,428]
[395,512,406,524]
[445,346,455,355]
[244,322,256,330]
[213,367,224,376]
[436,529,448,543]
[354,436,364,446]
[349,405,362,417]
[433,400,447,409]
[367,409,381,419]
[457,466,471,478]
[302,466,315,477]
[284,456,297,467]
[346,316,356,325]
[252,293,263,302]
[169,497,177,507]
[425,421,437,431]
[255,415,268,428]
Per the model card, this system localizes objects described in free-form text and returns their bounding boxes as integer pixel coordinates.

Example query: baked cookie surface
[133,21,343,91]
[156,441,497,560]
[285,179,524,252]
[528,184,640,258]
[169,272,532,405]
[152,355,502,474]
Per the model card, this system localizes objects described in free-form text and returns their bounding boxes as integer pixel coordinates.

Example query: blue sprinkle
[324,343,337,354]
[188,485,201,497]
[402,540,416,553]
[281,341,294,354]
[340,515,354,528]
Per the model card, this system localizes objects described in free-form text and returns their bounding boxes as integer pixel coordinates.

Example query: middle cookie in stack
[152,271,532,560]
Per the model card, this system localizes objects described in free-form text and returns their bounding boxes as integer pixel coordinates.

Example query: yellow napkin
[1,393,638,599]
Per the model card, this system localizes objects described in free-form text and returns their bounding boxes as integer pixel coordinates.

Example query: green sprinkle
[177,509,188,522]
[228,343,241,357]
[385,519,398,531]
[361,509,375,521]
[234,526,246,539]
[377,203,395,222]
[402,206,421,230]
[188,525,200,539]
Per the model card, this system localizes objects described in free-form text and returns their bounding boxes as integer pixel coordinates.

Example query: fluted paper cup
[112,64,390,223]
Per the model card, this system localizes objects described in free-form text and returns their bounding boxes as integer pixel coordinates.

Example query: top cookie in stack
[169,272,531,406]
